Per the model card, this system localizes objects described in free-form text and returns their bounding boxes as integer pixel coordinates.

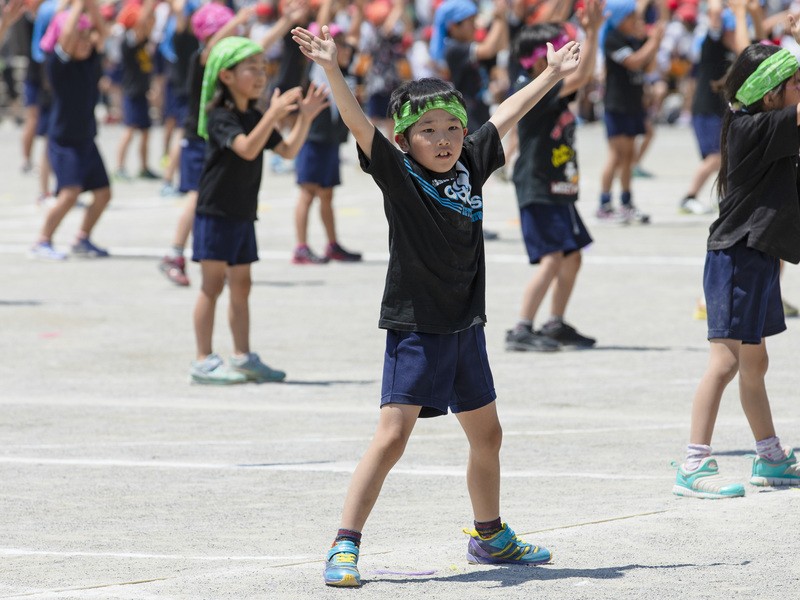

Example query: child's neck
[228,90,250,112]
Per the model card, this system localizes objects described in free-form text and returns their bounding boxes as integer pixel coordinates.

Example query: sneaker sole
[750,476,800,486]
[671,484,744,499]
[324,574,360,587]
[466,551,553,565]
[189,374,247,385]
[505,341,560,352]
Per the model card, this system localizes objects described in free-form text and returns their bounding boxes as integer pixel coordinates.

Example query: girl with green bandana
[292,23,580,588]
[188,36,328,385]
[673,35,800,500]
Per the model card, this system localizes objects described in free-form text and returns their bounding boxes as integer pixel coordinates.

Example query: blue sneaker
[323,540,361,587]
[465,523,551,565]
[72,238,110,258]
[672,457,745,499]
[229,352,285,382]
[751,448,800,486]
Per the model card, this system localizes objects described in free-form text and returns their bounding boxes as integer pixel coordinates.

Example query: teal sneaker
[229,352,286,382]
[323,540,361,587]
[750,448,800,486]
[464,523,551,565]
[672,457,745,499]
[190,354,247,385]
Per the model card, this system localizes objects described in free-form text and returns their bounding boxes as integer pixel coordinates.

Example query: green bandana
[198,36,263,139]
[393,97,468,135]
[735,48,799,107]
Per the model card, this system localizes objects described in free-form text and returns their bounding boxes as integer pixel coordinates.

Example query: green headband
[393,97,468,135]
[198,36,263,140]
[735,48,799,107]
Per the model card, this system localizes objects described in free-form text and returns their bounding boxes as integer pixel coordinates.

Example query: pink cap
[190,2,235,42]
[40,11,92,54]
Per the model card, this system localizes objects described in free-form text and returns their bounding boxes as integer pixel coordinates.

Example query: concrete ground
[1,115,799,600]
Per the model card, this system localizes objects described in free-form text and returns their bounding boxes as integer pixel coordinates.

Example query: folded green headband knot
[735,48,799,107]
[393,97,468,135]
[198,36,264,140]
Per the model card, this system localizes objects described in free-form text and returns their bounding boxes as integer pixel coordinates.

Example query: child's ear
[219,69,234,85]
[462,128,468,138]
[395,133,410,152]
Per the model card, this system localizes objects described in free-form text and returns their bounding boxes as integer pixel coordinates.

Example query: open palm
[292,26,338,70]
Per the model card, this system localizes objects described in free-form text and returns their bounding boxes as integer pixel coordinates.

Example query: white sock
[755,436,785,462]
[684,444,712,471]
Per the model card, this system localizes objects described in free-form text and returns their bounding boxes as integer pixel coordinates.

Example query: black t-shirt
[513,80,578,206]
[121,34,153,97]
[692,31,733,116]
[358,123,504,333]
[168,29,199,95]
[603,28,645,114]
[445,39,490,131]
[709,106,800,263]
[182,49,205,140]
[196,107,283,222]
[45,48,101,144]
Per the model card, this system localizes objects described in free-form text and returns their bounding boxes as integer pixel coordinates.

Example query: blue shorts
[106,63,124,85]
[381,325,497,418]
[366,93,391,119]
[35,105,51,137]
[692,113,722,159]
[520,203,592,264]
[704,241,785,344]
[48,138,110,194]
[163,84,189,123]
[296,141,341,188]
[23,80,40,107]
[192,214,258,266]
[179,137,206,193]
[123,95,151,129]
[604,110,646,138]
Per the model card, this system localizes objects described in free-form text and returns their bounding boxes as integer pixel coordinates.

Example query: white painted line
[0,548,310,561]
[0,457,663,480]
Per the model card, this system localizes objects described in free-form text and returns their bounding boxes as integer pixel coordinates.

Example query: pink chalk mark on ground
[39,332,61,339]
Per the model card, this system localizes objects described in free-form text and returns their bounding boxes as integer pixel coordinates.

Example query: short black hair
[513,22,564,66]
[387,78,467,136]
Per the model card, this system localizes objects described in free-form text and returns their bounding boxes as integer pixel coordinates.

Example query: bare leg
[600,140,620,195]
[173,191,198,248]
[139,128,150,172]
[456,402,503,522]
[193,260,227,358]
[318,187,336,243]
[117,127,135,172]
[689,339,740,445]
[76,186,112,238]
[38,142,51,198]
[686,153,721,199]
[227,264,252,356]
[40,186,80,241]
[738,341,776,442]
[519,252,562,321]
[21,105,39,167]
[550,251,581,318]
[616,136,636,194]
[294,184,317,247]
[339,403,421,531]
[163,128,183,184]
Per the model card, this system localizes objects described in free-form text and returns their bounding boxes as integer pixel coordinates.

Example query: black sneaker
[505,327,560,352]
[539,321,596,348]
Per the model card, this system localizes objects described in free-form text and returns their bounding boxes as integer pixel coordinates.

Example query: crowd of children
[4,0,800,588]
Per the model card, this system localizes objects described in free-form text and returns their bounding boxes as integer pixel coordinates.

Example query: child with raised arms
[189,36,328,384]
[672,32,800,499]
[292,22,581,587]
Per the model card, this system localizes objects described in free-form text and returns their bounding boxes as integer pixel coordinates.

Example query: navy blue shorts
[604,110,646,138]
[520,203,593,264]
[381,325,497,418]
[35,105,51,137]
[704,241,785,344]
[296,141,341,188]
[366,92,391,119]
[692,113,722,158]
[23,80,40,107]
[192,214,258,266]
[48,138,110,194]
[106,63,124,85]
[164,84,189,123]
[179,137,206,193]
[123,95,151,129]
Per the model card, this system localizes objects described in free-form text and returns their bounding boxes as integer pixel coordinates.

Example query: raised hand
[291,25,338,71]
[579,0,605,33]
[267,86,303,121]
[299,81,330,120]
[789,13,800,44]
[547,40,581,77]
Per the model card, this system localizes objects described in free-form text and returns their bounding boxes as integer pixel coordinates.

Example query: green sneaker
[190,353,247,385]
[323,540,361,587]
[750,448,800,486]
[672,457,745,499]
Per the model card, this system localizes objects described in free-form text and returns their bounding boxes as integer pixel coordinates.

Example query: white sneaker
[29,242,67,261]
[680,197,713,215]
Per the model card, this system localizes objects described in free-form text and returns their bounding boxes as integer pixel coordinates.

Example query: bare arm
[131,0,156,44]
[475,0,508,61]
[292,25,376,157]
[229,87,302,161]
[59,0,86,57]
[560,0,603,97]
[620,21,664,72]
[259,0,308,51]
[788,14,800,126]
[84,0,107,50]
[489,40,581,139]
[0,0,26,45]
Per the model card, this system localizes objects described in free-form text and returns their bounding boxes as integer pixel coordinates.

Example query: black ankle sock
[334,528,362,547]
[474,517,503,539]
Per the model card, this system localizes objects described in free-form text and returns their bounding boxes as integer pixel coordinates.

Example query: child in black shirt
[673,40,800,499]
[292,22,581,588]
